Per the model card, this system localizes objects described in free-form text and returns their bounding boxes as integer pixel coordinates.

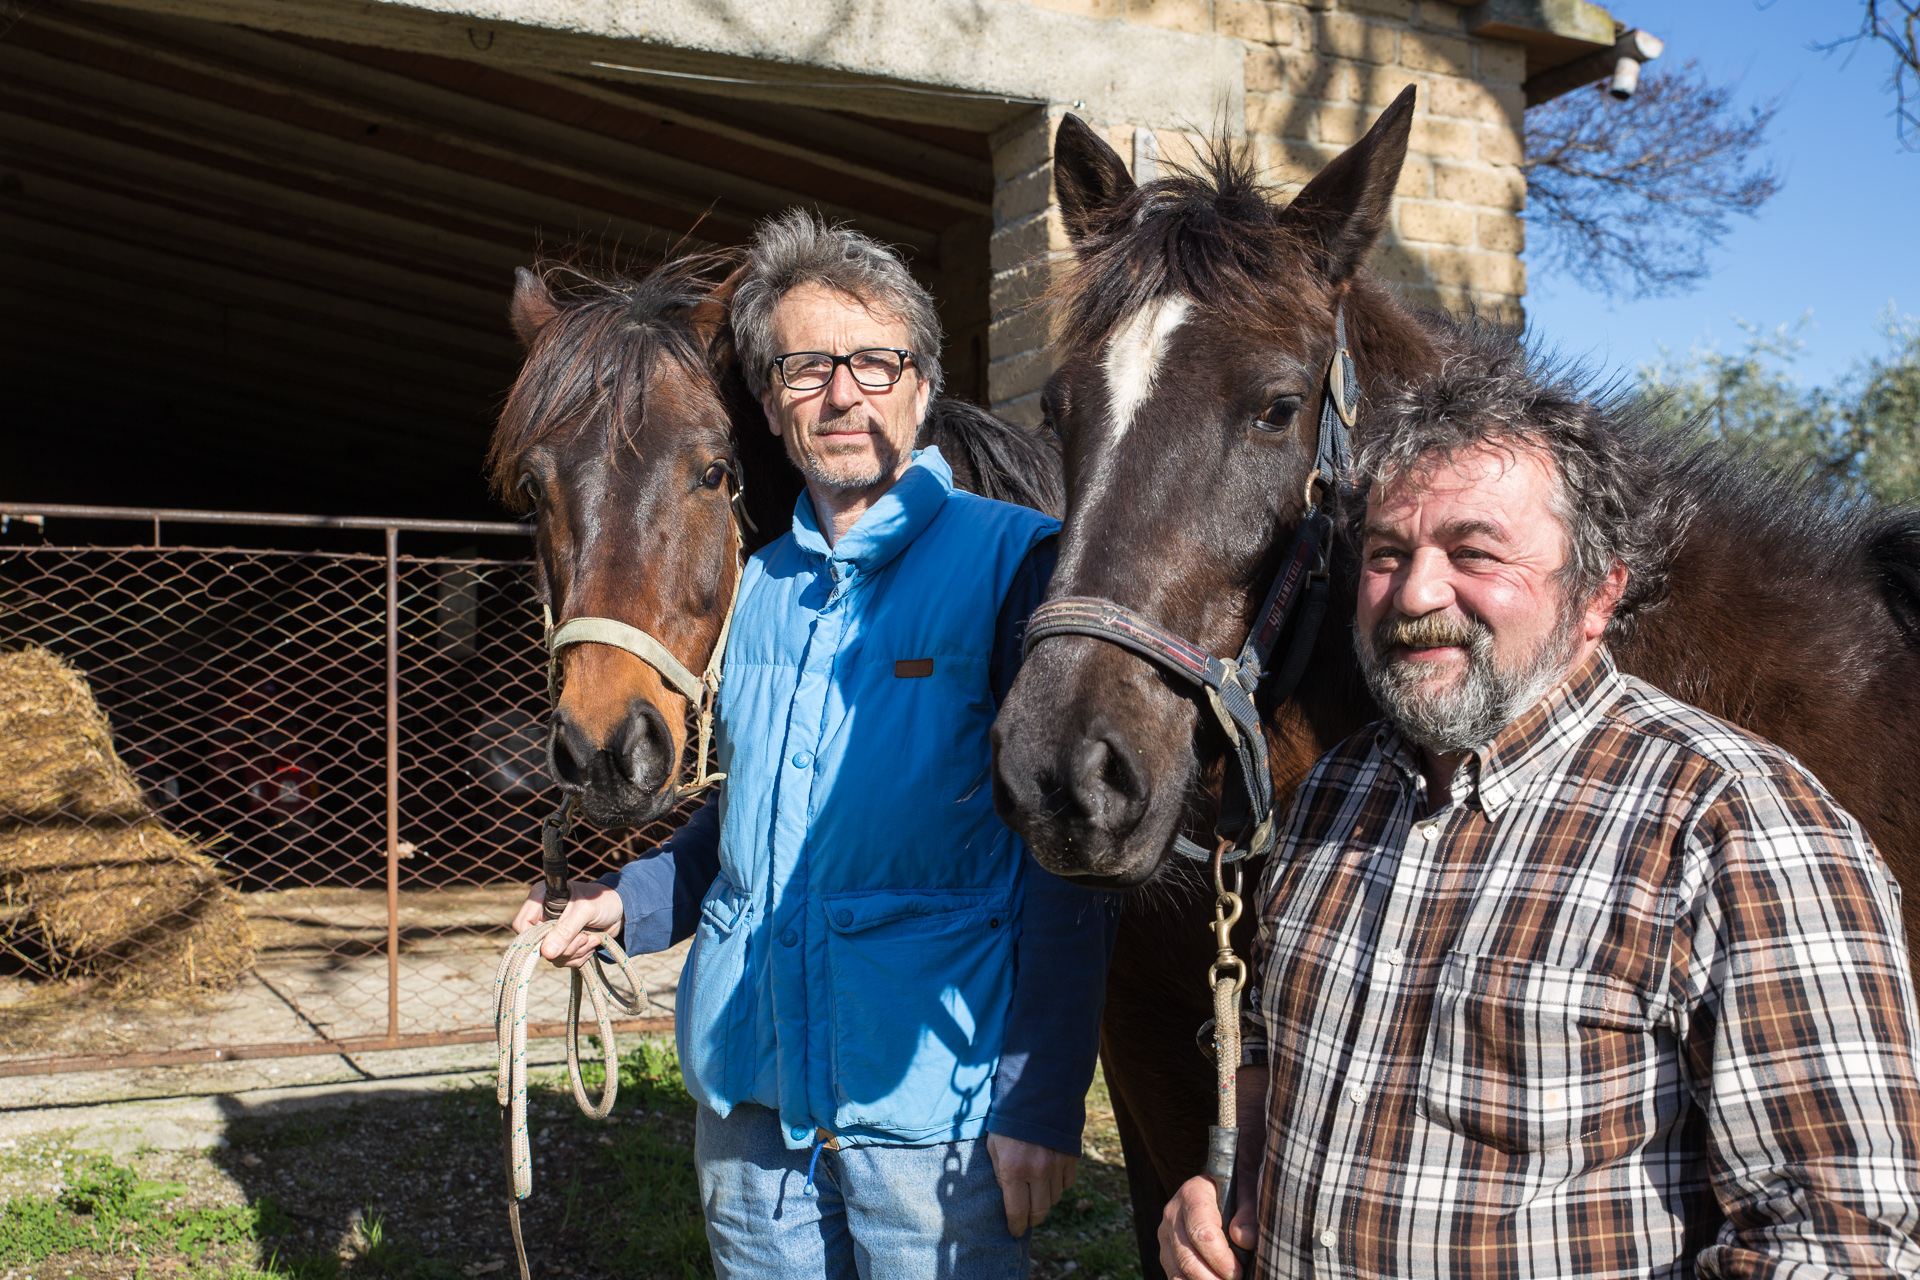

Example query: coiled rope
[491,797,654,1280]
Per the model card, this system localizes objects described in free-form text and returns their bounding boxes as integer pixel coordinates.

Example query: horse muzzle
[990,641,1197,886]
[546,700,682,828]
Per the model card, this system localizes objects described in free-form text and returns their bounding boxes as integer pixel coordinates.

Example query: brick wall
[986,0,1529,422]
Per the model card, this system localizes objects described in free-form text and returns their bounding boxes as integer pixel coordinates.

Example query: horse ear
[1279,85,1416,283]
[509,266,561,347]
[690,264,747,357]
[1054,114,1136,246]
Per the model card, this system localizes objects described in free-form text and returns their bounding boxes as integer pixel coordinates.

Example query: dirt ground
[1,886,689,1108]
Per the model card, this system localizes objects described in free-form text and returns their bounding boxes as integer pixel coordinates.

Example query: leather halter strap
[1023,307,1361,863]
[541,474,749,797]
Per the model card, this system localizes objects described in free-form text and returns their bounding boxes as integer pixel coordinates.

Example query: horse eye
[701,461,730,490]
[516,473,540,502]
[1254,398,1301,433]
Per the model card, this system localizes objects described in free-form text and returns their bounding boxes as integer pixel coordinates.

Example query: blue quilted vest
[675,448,1059,1148]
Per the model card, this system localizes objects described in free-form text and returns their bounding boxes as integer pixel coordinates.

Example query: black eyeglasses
[770,348,915,391]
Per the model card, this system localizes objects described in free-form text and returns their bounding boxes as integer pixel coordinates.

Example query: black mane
[918,399,1064,518]
[1056,144,1321,354]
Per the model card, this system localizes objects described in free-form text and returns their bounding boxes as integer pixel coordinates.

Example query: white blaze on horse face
[1102,294,1192,442]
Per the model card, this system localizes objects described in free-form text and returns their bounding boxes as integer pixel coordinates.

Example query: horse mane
[486,253,739,509]
[918,399,1065,518]
[1055,143,1322,354]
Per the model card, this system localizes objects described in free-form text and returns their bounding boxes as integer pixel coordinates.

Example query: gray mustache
[1373,611,1486,653]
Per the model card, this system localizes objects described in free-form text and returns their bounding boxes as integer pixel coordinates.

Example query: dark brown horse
[487,256,1063,830]
[990,88,1920,1275]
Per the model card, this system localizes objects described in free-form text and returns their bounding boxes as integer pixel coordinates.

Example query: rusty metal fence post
[386,524,402,1046]
[0,502,687,1081]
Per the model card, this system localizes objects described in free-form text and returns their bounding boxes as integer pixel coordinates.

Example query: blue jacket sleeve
[597,792,721,956]
[985,533,1121,1154]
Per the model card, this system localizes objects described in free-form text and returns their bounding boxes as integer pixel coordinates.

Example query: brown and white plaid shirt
[1247,647,1920,1279]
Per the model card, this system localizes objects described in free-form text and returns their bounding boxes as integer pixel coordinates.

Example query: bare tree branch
[1522,62,1781,299]
[1815,0,1920,148]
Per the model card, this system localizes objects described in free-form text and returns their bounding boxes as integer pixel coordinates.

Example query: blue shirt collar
[791,447,954,576]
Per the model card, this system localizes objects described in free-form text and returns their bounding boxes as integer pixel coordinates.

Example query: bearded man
[517,211,1114,1278]
[1159,358,1920,1279]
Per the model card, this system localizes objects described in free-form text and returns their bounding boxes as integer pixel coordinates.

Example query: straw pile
[0,645,254,998]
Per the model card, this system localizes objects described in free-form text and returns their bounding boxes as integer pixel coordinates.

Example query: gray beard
[1354,601,1582,758]
[792,410,899,493]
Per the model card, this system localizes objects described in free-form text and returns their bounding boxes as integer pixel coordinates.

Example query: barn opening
[0,0,999,524]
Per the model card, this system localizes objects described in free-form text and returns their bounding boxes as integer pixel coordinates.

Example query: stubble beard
[789,409,904,493]
[1354,596,1584,758]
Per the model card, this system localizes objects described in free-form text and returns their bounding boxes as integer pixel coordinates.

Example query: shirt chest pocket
[1417,952,1663,1157]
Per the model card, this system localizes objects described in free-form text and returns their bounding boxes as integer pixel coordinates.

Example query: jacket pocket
[823,888,1016,1137]
[1417,952,1661,1156]
[676,874,754,1107]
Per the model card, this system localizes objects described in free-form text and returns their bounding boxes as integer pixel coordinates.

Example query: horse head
[992,88,1431,888]
[488,257,764,830]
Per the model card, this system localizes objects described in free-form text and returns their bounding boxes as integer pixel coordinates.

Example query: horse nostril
[1069,735,1146,830]
[610,701,675,791]
[548,717,587,789]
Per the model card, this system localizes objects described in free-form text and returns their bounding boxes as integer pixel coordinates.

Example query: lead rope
[1205,839,1249,1227]
[498,483,748,1280]
[495,794,656,1280]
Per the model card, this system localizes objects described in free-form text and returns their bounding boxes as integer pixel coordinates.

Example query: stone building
[0,0,1642,512]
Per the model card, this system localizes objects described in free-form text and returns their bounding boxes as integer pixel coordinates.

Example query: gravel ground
[0,1041,1141,1280]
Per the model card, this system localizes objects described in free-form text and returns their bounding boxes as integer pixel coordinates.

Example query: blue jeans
[695,1103,1032,1280]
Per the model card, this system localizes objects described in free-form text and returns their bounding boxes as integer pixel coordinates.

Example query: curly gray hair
[1352,325,1673,640]
[732,209,944,403]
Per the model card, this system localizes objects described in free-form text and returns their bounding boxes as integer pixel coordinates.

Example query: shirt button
[1347,1084,1366,1104]
[780,930,797,947]
[792,1126,809,1141]
[1386,947,1405,966]
[1419,824,1438,840]
[791,750,814,769]
[1319,1229,1336,1248]
[834,909,853,927]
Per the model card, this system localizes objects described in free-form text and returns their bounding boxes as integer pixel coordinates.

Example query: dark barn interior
[0,0,997,522]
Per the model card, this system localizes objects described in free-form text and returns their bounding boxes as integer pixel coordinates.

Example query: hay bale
[0,646,255,998]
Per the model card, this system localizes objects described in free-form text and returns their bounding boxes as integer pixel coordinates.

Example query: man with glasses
[521,209,1114,1278]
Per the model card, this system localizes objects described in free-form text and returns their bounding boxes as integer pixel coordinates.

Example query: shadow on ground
[0,1045,1140,1280]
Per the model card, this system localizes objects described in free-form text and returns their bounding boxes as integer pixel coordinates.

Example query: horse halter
[1022,308,1360,865]
[541,470,753,800]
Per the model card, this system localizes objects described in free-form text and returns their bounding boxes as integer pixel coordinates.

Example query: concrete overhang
[80,0,1247,133]
[1457,0,1656,106]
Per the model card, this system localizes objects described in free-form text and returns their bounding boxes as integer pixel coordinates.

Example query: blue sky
[1520,0,1920,390]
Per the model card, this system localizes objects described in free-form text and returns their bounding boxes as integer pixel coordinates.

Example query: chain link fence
[0,506,693,1076]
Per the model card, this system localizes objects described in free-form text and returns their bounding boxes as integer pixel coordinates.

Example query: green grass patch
[0,1041,1139,1280]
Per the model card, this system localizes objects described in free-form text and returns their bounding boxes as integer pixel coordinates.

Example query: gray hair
[1351,327,1673,641]
[732,209,944,402]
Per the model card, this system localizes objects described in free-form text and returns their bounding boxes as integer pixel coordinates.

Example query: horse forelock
[488,256,733,507]
[1055,141,1329,359]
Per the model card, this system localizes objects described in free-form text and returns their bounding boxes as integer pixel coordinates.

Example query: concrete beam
[75,0,1247,134]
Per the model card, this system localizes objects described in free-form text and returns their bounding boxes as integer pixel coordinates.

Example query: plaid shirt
[1247,647,1920,1279]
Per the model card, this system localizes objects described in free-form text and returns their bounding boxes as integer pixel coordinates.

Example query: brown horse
[990,88,1920,1275]
[487,256,1063,828]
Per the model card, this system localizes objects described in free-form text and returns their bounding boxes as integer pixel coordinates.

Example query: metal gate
[0,504,690,1077]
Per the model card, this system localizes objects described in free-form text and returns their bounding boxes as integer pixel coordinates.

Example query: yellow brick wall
[987,0,1529,418]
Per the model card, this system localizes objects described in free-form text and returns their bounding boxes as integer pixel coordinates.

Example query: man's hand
[986,1133,1078,1237]
[1159,1175,1255,1280]
[510,880,625,968]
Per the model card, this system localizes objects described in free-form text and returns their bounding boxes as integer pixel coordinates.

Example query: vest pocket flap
[699,875,751,934]
[823,889,1009,935]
